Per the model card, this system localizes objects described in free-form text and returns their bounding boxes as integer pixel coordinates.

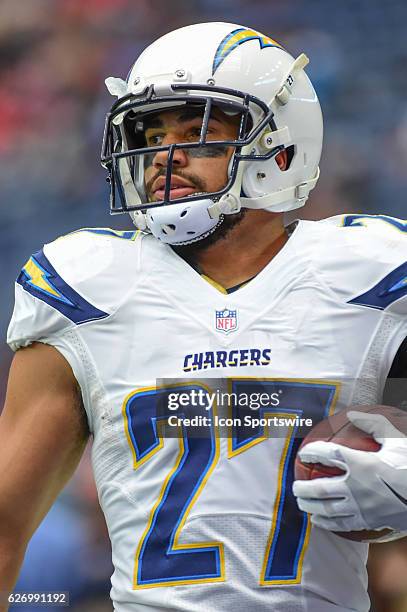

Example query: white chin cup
[144,198,222,245]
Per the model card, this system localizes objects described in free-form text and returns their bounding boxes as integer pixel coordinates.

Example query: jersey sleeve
[7,280,75,352]
[7,228,142,431]
[7,227,142,351]
[8,249,109,353]
[314,214,407,389]
[7,234,115,351]
[316,214,407,316]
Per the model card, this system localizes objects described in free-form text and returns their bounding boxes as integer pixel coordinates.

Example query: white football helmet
[101,22,323,244]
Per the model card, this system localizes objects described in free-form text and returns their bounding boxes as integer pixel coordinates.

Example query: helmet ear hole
[276,145,295,172]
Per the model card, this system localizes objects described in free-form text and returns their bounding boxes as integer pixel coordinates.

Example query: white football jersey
[7,215,407,612]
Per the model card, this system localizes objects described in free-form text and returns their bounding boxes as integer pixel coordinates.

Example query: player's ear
[275,149,288,171]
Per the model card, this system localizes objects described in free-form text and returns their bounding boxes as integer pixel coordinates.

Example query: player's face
[143,107,240,202]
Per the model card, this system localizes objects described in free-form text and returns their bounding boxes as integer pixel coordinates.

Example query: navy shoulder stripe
[348,261,407,310]
[17,249,109,325]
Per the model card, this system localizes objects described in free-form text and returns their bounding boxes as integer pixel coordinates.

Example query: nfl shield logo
[215,308,238,334]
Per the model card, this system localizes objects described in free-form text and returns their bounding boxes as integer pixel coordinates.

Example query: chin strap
[240,167,320,212]
[207,167,320,217]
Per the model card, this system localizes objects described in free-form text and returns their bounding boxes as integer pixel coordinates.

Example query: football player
[1,22,407,612]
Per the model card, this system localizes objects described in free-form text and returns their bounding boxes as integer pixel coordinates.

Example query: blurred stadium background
[0,1,406,610]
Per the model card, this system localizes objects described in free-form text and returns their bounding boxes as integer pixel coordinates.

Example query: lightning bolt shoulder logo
[17,249,108,325]
[212,27,283,74]
[22,256,75,306]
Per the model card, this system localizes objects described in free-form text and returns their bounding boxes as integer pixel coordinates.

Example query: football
[295,404,407,541]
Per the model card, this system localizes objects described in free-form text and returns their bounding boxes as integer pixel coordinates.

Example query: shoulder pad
[314,215,407,314]
[41,228,142,313]
[7,228,143,351]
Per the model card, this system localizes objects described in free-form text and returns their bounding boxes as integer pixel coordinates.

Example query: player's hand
[292,411,407,535]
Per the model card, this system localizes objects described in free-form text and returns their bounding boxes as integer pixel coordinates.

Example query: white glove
[292,411,407,535]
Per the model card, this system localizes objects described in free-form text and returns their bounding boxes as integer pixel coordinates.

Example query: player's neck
[194,211,288,290]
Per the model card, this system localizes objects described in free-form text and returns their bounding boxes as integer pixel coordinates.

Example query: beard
[171,208,247,261]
